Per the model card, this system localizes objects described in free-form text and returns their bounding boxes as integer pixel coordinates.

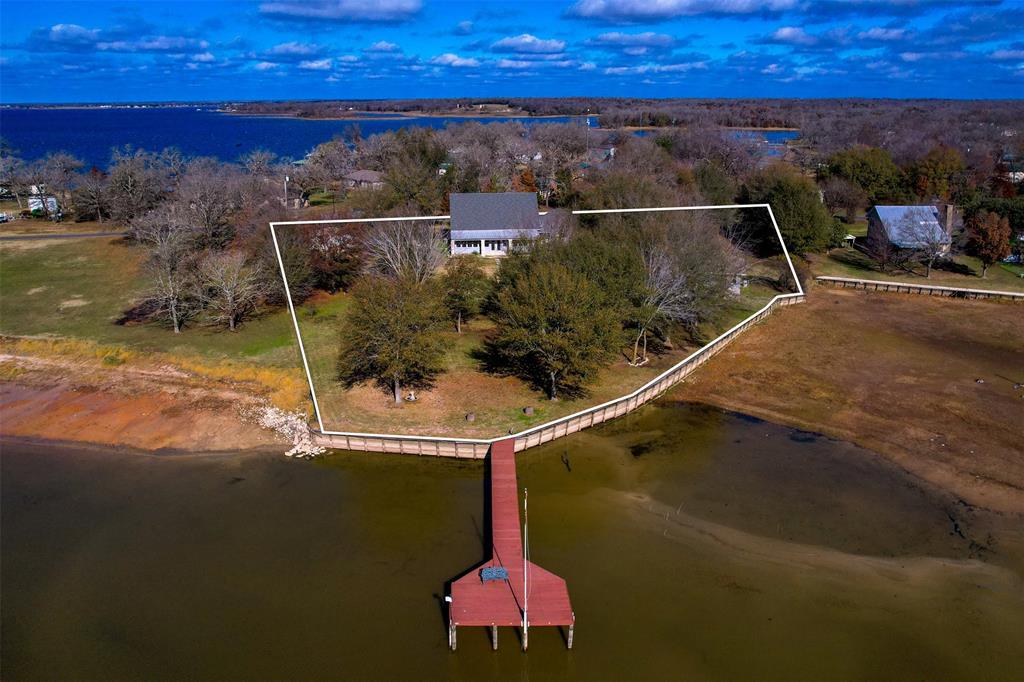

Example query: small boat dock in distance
[448,438,574,651]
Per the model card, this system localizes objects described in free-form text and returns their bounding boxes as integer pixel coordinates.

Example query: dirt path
[674,288,1024,513]
[0,353,287,452]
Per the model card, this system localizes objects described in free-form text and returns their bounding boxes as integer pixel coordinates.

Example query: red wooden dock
[448,438,574,651]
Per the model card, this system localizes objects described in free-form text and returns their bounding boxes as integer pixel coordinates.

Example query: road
[0,230,126,241]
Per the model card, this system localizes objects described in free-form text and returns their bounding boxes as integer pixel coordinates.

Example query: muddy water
[3,403,1023,680]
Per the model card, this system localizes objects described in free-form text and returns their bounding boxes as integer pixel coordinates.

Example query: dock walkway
[448,438,574,651]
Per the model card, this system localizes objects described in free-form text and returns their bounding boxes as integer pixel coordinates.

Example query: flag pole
[523,487,528,651]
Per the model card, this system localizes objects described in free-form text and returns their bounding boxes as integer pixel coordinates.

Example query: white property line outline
[269,203,803,442]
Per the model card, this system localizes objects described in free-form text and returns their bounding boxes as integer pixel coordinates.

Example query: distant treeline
[230,98,1020,154]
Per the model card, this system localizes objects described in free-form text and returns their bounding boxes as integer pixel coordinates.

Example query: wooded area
[1,98,1021,408]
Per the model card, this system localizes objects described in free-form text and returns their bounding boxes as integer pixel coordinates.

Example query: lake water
[0,107,584,168]
[3,401,1021,680]
[0,107,797,168]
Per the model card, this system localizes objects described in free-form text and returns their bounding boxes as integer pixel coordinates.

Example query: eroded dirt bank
[0,353,287,452]
[675,288,1024,513]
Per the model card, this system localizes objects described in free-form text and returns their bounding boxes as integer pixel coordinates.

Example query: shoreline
[0,433,281,460]
[673,289,1024,514]
[217,109,591,121]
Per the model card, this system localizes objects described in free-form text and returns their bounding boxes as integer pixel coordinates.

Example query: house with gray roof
[866,205,953,254]
[449,192,545,257]
[343,169,385,189]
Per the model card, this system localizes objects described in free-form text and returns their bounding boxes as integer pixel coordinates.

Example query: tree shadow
[935,258,976,277]
[830,247,879,272]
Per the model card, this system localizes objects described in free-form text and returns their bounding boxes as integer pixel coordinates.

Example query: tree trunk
[982,263,989,278]
[631,329,643,366]
[456,310,462,334]
[549,372,557,401]
[393,377,402,405]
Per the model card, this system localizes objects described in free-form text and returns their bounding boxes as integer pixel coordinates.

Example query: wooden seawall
[816,276,1024,301]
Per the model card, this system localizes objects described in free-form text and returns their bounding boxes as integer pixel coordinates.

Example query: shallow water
[2,402,1022,680]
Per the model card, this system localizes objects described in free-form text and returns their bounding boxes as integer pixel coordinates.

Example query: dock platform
[448,438,574,651]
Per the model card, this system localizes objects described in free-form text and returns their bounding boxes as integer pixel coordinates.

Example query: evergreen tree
[442,255,490,333]
[337,277,447,404]
[491,261,619,400]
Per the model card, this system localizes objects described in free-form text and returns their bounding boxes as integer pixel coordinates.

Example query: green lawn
[0,237,303,368]
[809,247,1024,293]
[1,236,797,437]
[291,273,789,437]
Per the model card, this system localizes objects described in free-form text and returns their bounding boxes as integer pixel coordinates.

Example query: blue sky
[1,0,1022,103]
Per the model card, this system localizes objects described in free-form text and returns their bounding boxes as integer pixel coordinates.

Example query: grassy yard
[0,200,120,236]
[296,278,782,438]
[808,247,1024,293]
[0,236,301,367]
[1,235,790,438]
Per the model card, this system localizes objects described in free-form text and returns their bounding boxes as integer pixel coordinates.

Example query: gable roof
[450,192,540,236]
[870,205,949,248]
[344,169,383,183]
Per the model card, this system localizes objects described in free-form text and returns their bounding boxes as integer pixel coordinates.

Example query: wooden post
[522,626,528,652]
[567,624,574,649]
[491,625,498,651]
[449,623,457,651]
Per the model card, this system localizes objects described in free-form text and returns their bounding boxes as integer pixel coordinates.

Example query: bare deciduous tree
[902,209,953,278]
[821,176,867,223]
[41,152,83,213]
[198,251,266,330]
[363,220,446,284]
[175,157,240,248]
[72,169,111,222]
[107,147,165,223]
[240,149,278,177]
[630,213,745,365]
[145,232,201,333]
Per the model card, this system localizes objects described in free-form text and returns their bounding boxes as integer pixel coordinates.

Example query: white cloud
[267,41,321,56]
[766,26,817,46]
[191,52,215,62]
[604,61,706,75]
[497,59,533,69]
[990,49,1024,60]
[260,0,422,22]
[568,0,797,22]
[492,34,566,54]
[97,36,210,53]
[254,61,279,70]
[429,53,480,67]
[857,27,907,41]
[47,23,101,46]
[590,31,675,48]
[365,40,400,52]
[299,58,332,70]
